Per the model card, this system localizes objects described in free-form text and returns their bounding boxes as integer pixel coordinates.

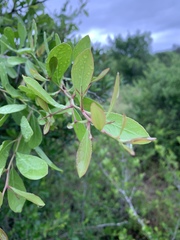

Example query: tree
[107,32,152,84]
[0,1,154,239]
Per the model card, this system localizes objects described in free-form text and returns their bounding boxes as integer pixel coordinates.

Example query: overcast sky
[45,0,180,52]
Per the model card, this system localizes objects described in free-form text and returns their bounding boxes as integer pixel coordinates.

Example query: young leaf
[10,187,45,207]
[55,33,61,45]
[73,109,86,141]
[91,103,106,131]
[46,43,72,84]
[103,113,152,144]
[73,35,91,60]
[16,152,48,180]
[23,76,64,108]
[0,104,26,114]
[35,146,63,172]
[20,116,34,142]
[0,140,12,177]
[76,129,92,178]
[107,72,120,115]
[71,48,94,98]
[92,68,110,82]
[28,114,42,148]
[7,168,26,213]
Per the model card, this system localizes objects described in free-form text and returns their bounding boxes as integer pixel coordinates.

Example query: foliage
[0,7,154,240]
[107,32,152,84]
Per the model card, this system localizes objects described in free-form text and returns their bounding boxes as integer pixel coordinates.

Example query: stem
[2,135,22,197]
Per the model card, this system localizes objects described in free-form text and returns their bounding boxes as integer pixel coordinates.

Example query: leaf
[16,152,48,180]
[0,104,26,114]
[7,169,26,212]
[23,76,64,108]
[18,20,27,48]
[28,114,42,148]
[91,103,106,131]
[73,35,91,60]
[107,72,120,115]
[35,147,63,172]
[0,192,3,207]
[7,56,26,66]
[0,140,12,177]
[0,63,9,87]
[92,68,110,82]
[46,43,72,84]
[55,33,61,45]
[31,20,38,50]
[71,48,94,98]
[4,27,15,48]
[103,113,152,144]
[20,116,34,142]
[29,69,47,82]
[0,114,9,127]
[10,187,45,207]
[73,109,86,141]
[49,56,58,75]
[76,129,92,178]
[82,97,102,111]
[0,228,8,240]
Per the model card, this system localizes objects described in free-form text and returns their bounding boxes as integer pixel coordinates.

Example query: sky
[45,0,180,52]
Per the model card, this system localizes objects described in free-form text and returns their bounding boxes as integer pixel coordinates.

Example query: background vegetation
[0,0,180,239]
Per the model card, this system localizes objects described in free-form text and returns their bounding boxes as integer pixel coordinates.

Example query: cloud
[45,0,180,52]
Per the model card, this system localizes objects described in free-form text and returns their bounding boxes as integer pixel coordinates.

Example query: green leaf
[73,109,86,141]
[20,116,34,142]
[82,97,102,111]
[29,69,47,82]
[7,56,26,66]
[23,76,64,108]
[46,43,72,84]
[103,113,152,144]
[18,20,27,48]
[91,103,106,131]
[16,152,48,180]
[0,192,3,207]
[0,63,9,87]
[5,84,22,98]
[73,35,91,60]
[49,56,58,76]
[4,27,15,48]
[92,68,110,82]
[31,20,38,50]
[0,104,26,114]
[7,169,26,212]
[28,114,42,148]
[10,187,45,207]
[0,114,9,127]
[107,72,120,115]
[0,228,8,240]
[76,129,92,178]
[71,48,94,98]
[0,140,12,177]
[35,147,63,172]
[55,33,61,45]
